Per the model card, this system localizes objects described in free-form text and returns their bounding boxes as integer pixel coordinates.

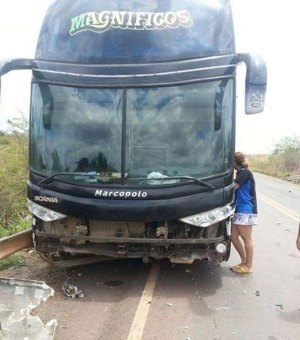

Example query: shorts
[232,213,258,226]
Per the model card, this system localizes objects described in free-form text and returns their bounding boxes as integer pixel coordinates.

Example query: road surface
[1,173,299,339]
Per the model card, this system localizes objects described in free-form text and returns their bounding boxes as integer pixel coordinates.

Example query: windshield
[30,80,233,186]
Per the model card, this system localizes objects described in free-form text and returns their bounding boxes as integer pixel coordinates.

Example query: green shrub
[0,254,27,270]
[0,118,29,236]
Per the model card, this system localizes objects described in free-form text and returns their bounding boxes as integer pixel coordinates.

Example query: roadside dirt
[0,249,151,339]
[2,249,45,275]
[0,249,66,283]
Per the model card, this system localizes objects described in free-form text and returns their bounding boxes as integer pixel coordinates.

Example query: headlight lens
[27,199,66,222]
[180,204,234,227]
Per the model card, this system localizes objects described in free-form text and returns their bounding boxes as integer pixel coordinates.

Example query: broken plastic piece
[0,277,56,339]
[62,283,84,298]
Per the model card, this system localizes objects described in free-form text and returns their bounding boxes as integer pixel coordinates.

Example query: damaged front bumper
[29,200,234,265]
[32,208,233,265]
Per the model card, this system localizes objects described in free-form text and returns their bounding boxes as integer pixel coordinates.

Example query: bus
[0,0,267,266]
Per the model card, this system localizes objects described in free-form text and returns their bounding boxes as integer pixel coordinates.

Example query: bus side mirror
[0,58,33,96]
[237,53,267,114]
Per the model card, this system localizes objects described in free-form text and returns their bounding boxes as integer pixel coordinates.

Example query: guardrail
[285,175,300,184]
[0,229,33,260]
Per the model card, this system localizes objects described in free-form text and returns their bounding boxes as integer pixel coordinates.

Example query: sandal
[231,264,253,274]
[230,263,244,271]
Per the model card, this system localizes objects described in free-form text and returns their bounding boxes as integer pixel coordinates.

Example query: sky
[0,0,299,154]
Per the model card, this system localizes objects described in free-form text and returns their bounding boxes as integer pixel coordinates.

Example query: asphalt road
[2,173,300,340]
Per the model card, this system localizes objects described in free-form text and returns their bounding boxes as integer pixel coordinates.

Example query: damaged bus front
[0,0,267,265]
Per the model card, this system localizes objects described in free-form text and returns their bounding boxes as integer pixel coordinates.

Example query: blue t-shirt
[234,167,257,214]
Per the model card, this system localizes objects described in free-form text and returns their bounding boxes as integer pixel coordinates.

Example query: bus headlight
[27,199,66,222]
[180,204,234,227]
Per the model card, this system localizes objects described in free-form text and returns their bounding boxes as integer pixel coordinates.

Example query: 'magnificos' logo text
[69,10,193,35]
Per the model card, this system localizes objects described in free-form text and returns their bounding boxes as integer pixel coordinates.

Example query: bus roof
[36,0,235,64]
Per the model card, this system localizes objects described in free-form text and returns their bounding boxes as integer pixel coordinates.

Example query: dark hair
[235,152,249,168]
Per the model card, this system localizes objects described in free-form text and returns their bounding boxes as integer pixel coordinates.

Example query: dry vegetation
[249,135,300,178]
[0,119,30,237]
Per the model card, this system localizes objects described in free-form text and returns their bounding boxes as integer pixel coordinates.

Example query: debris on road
[62,283,84,299]
[208,305,230,311]
[0,277,57,339]
[214,306,230,311]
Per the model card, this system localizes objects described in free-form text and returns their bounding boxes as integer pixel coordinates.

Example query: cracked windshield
[30,80,233,186]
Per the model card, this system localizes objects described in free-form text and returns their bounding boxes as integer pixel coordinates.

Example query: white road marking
[126,261,160,340]
[258,193,299,222]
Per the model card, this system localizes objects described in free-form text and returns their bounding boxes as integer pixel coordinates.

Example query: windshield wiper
[166,176,215,191]
[39,173,215,191]
[38,172,96,186]
[133,175,215,191]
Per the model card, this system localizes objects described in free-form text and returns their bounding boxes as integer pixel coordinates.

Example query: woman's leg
[231,224,247,264]
[237,225,253,269]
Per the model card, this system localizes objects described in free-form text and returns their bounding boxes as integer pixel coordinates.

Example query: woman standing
[230,152,257,274]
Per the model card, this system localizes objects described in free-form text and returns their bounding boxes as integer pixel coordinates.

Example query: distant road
[255,172,300,221]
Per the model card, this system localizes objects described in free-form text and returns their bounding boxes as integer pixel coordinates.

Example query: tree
[272,134,300,176]
[273,135,300,154]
